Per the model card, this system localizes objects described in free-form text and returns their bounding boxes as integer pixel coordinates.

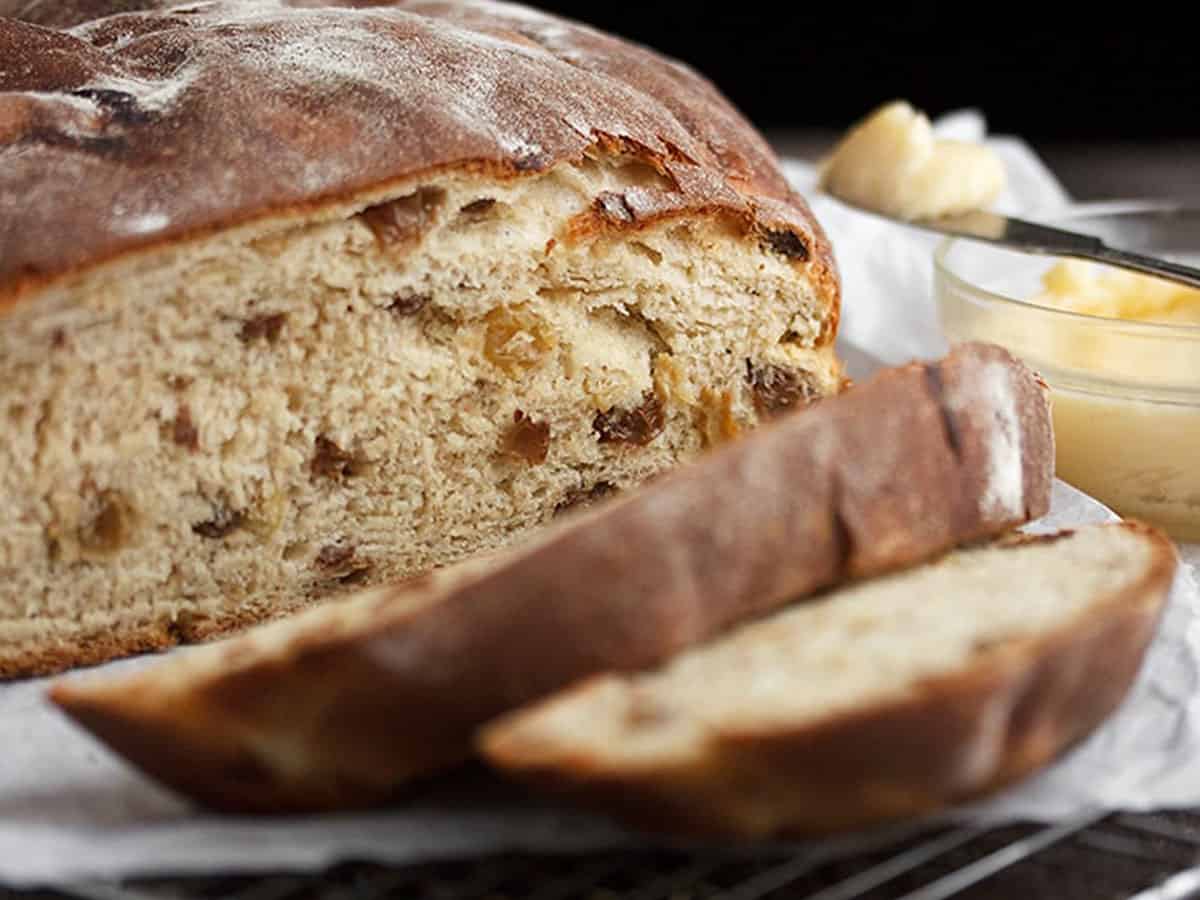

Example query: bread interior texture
[0,155,838,673]
[499,525,1156,766]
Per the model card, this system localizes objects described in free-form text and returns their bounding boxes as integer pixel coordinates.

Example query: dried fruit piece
[746,361,819,418]
[311,435,365,480]
[315,543,370,585]
[761,228,809,261]
[337,567,372,586]
[501,410,551,464]
[315,543,356,570]
[239,313,287,344]
[172,405,199,450]
[554,481,618,517]
[388,293,429,317]
[593,392,665,446]
[78,491,136,557]
[483,307,556,376]
[698,387,740,446]
[458,198,497,220]
[359,187,446,247]
[192,505,244,540]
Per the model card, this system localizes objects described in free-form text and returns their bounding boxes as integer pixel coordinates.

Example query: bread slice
[0,1,841,676]
[50,343,1053,813]
[482,523,1175,838]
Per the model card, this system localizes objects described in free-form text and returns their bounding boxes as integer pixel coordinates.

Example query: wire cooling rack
[6,810,1200,900]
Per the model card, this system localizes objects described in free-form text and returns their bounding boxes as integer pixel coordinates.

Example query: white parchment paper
[3,115,1198,885]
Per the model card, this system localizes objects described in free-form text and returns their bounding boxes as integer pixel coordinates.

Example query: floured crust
[481,523,1176,837]
[50,343,1053,812]
[1,0,844,679]
[0,0,836,310]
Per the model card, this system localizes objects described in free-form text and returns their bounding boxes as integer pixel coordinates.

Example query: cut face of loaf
[50,343,1054,813]
[0,1,842,676]
[482,523,1176,838]
[0,161,838,677]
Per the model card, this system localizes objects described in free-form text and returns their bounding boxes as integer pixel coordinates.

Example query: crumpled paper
[3,114,1198,886]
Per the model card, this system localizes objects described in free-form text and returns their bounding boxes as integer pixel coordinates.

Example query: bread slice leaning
[50,343,1052,813]
[482,523,1176,838]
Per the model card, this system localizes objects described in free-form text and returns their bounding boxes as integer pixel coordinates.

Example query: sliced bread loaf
[482,523,1175,837]
[1,0,841,677]
[50,343,1052,813]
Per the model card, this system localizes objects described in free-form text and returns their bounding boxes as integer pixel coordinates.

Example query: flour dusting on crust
[0,0,835,303]
[947,360,1025,518]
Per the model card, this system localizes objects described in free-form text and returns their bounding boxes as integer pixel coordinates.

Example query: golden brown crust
[49,343,1052,813]
[0,0,836,312]
[0,600,298,680]
[1,626,176,682]
[482,523,1176,838]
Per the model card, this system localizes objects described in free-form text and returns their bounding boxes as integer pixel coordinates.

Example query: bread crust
[0,0,836,313]
[0,598,308,679]
[482,523,1176,837]
[49,343,1054,812]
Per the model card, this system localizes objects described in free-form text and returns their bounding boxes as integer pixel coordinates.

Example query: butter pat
[1033,258,1200,324]
[819,101,1006,221]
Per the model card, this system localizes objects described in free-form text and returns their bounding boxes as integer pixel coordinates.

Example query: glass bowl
[934,202,1200,541]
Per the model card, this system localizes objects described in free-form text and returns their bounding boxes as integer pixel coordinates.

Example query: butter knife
[855,206,1200,290]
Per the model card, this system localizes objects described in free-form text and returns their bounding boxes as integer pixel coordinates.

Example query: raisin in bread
[51,343,1053,812]
[0,0,842,676]
[482,523,1175,837]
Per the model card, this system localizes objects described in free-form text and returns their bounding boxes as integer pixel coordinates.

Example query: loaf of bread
[483,523,1175,837]
[51,343,1054,812]
[0,0,842,676]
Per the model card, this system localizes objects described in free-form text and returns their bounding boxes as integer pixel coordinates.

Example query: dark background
[527,3,1198,140]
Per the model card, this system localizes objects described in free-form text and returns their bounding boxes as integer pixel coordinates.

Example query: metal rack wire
[6,810,1198,900]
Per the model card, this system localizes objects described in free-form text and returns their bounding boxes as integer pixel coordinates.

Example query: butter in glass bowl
[935,204,1200,541]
